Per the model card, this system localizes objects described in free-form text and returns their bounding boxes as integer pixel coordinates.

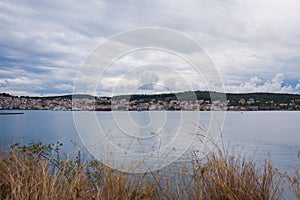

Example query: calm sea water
[0,110,299,173]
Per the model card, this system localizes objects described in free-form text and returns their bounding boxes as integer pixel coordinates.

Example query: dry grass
[282,150,300,200]
[0,141,299,200]
[188,147,283,200]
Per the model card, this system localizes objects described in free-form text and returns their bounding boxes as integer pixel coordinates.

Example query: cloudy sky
[1,0,300,96]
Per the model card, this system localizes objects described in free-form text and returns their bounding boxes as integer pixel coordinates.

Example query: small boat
[0,112,24,115]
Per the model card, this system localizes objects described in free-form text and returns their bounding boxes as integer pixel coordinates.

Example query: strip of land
[1,91,300,111]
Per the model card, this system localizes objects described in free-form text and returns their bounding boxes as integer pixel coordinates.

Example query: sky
[0,0,300,96]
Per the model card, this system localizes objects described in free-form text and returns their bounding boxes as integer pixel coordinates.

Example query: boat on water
[0,112,24,115]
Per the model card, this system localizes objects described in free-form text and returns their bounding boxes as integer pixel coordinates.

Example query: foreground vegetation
[0,141,299,200]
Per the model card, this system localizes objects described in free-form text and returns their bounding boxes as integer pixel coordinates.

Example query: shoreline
[1,109,300,112]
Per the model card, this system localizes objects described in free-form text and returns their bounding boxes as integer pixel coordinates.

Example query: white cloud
[296,82,300,91]
[225,73,299,93]
[0,77,40,85]
[54,84,74,91]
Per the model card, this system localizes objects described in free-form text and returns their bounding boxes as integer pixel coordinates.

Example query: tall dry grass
[188,147,283,200]
[0,141,299,200]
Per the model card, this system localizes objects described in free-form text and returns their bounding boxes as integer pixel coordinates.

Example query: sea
[0,110,299,174]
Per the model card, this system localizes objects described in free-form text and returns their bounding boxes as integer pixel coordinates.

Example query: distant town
[1,91,300,111]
